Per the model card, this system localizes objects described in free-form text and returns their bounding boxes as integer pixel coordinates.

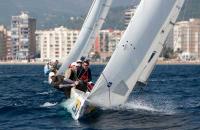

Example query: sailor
[44,62,51,75]
[51,59,59,71]
[76,59,83,77]
[65,62,79,81]
[48,68,62,87]
[48,63,78,98]
[60,62,80,97]
[76,60,92,92]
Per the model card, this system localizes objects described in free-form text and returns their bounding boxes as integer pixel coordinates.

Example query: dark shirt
[69,69,78,81]
[77,67,92,82]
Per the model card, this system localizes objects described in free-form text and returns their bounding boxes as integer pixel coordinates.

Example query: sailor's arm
[64,69,72,79]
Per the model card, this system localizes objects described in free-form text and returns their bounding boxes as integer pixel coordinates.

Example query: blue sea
[0,64,200,130]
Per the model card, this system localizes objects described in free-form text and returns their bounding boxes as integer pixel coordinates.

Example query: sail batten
[58,0,112,75]
[88,0,185,108]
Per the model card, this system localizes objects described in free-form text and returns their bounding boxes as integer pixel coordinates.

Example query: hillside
[0,0,199,29]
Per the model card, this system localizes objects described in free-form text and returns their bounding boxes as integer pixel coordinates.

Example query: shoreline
[1,60,200,65]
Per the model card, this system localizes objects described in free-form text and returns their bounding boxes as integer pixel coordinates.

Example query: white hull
[68,88,95,120]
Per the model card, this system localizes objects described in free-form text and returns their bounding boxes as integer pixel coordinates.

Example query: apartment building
[11,12,36,60]
[0,25,7,60]
[174,19,200,60]
[36,26,79,62]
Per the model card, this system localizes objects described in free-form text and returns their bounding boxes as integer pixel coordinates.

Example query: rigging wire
[102,73,112,106]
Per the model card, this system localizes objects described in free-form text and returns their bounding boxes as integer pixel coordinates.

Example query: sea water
[0,64,199,129]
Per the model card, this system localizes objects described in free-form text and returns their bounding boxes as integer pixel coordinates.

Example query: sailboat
[67,0,185,120]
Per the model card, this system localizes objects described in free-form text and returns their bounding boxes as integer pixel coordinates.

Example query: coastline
[1,60,200,65]
[156,60,200,65]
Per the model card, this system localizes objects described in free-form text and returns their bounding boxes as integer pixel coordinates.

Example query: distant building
[174,19,200,60]
[37,27,123,63]
[6,31,12,60]
[124,6,137,28]
[0,25,7,60]
[36,26,79,62]
[11,12,36,61]
[90,29,123,62]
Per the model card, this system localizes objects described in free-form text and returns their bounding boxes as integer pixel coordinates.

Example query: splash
[60,99,75,112]
[40,102,57,108]
[103,98,176,115]
[123,98,176,115]
[124,100,159,112]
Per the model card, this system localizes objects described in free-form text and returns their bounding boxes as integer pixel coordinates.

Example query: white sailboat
[57,0,113,75]
[55,0,112,120]
[68,0,185,120]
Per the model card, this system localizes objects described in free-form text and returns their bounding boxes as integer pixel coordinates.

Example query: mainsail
[88,0,185,107]
[57,0,112,75]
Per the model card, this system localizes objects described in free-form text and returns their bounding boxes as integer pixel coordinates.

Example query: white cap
[71,62,78,67]
[76,60,82,63]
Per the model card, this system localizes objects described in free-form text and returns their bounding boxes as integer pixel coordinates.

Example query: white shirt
[48,72,55,84]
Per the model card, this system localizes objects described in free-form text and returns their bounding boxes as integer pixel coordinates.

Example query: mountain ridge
[0,0,199,29]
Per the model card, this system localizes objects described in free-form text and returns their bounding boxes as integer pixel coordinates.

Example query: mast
[57,0,112,75]
[88,0,185,107]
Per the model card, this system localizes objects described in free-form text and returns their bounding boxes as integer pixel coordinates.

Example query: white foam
[37,91,53,95]
[102,98,176,115]
[124,100,159,112]
[40,102,57,107]
[124,98,176,114]
[43,80,49,84]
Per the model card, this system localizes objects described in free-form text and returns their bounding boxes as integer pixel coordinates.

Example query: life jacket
[87,82,94,91]
[80,70,88,81]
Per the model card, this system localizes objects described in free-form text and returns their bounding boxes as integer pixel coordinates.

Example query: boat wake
[40,102,57,108]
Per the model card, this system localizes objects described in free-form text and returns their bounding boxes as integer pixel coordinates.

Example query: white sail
[88,0,185,108]
[137,0,185,84]
[81,0,113,58]
[58,0,112,75]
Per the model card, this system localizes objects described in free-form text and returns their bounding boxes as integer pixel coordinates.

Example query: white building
[124,6,137,27]
[11,12,36,61]
[174,19,200,60]
[36,26,79,62]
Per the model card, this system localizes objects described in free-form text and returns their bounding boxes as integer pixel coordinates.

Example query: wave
[43,80,49,84]
[0,74,41,78]
[150,76,200,82]
[40,102,57,108]
[37,91,53,95]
